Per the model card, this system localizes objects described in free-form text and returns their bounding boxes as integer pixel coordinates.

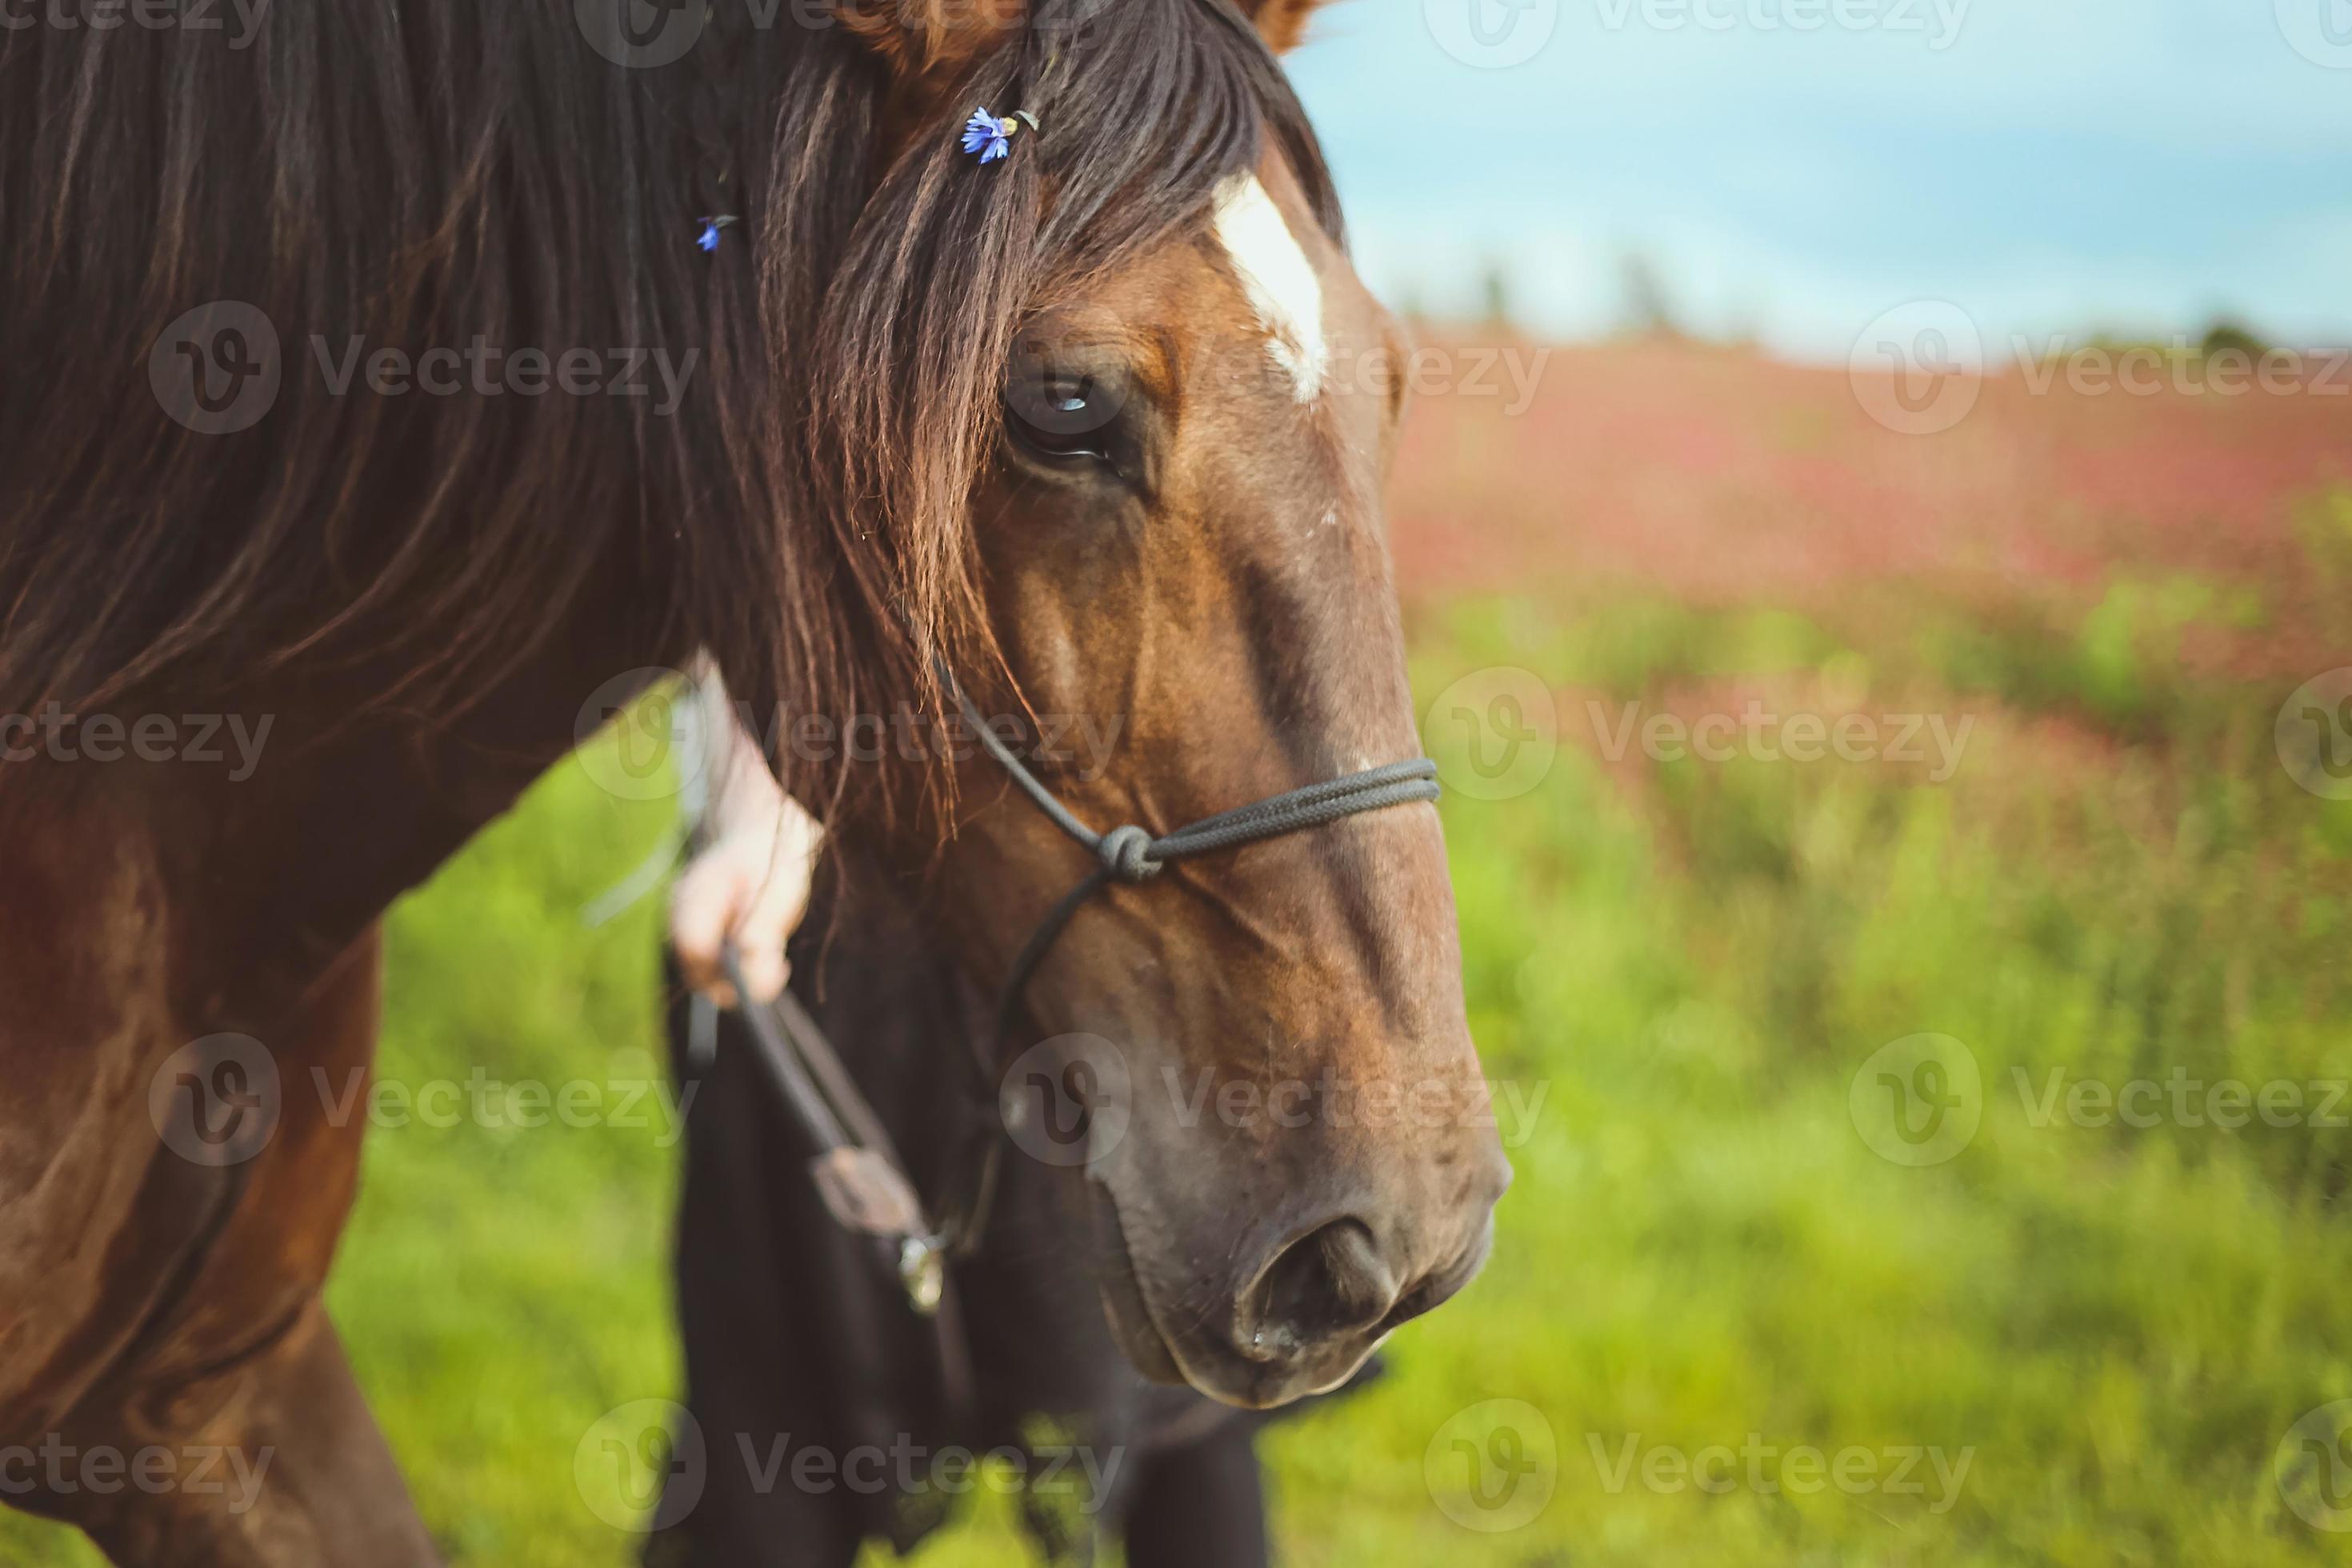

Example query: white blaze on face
[1211,174,1329,404]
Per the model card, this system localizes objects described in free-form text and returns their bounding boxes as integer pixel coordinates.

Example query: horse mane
[0,0,1335,811]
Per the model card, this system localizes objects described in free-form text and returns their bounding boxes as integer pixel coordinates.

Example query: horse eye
[1006,372,1118,466]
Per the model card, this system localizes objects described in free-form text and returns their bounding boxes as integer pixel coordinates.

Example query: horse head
[799,0,1511,1410]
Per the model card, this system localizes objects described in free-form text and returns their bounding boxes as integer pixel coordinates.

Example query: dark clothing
[651,862,1368,1566]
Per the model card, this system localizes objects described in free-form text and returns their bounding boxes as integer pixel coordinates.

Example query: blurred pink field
[1390,338,2352,679]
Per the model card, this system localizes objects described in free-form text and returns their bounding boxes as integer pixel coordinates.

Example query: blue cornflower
[695,215,738,252]
[962,108,1014,165]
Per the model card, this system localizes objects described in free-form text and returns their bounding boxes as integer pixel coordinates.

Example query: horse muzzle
[1088,1126,1510,1410]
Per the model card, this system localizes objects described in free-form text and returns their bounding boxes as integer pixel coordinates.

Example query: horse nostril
[1243,1218,1398,1361]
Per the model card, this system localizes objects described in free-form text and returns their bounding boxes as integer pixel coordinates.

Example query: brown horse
[0,0,1508,1561]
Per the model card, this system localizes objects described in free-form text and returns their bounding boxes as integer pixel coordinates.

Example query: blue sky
[1285,0,2352,360]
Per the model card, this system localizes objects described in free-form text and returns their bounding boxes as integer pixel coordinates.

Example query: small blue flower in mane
[962,108,1038,166]
[695,215,738,253]
[962,109,1014,164]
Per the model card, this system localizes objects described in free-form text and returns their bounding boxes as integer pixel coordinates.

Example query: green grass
[6,577,2351,1565]
[1262,586,2352,1566]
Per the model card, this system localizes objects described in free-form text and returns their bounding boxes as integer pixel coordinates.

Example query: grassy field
[6,344,2350,1565]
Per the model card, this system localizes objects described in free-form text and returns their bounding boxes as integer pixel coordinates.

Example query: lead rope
[718,946,981,1424]
[718,948,958,1302]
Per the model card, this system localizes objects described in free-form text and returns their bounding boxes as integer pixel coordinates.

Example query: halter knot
[1096,825,1162,883]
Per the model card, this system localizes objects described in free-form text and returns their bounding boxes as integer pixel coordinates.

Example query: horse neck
[40,565,684,1032]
